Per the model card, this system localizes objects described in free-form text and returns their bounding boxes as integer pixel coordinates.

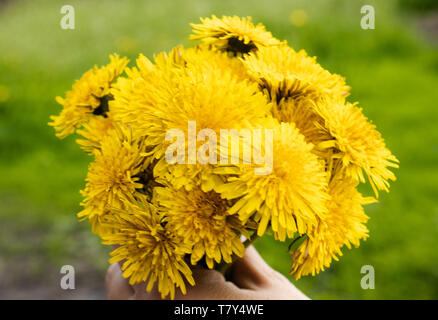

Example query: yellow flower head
[78,124,149,234]
[100,203,195,299]
[111,46,270,190]
[242,45,350,103]
[314,99,399,195]
[111,46,252,141]
[216,120,329,241]
[290,177,374,279]
[190,15,281,56]
[111,46,265,134]
[155,182,245,269]
[49,54,128,138]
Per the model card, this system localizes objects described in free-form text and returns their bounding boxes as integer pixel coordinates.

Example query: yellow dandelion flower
[314,99,399,195]
[145,52,270,143]
[100,203,195,299]
[190,15,281,56]
[290,177,375,279]
[242,45,350,103]
[49,54,128,138]
[78,124,149,234]
[109,47,186,131]
[111,46,270,191]
[216,120,329,241]
[155,183,246,269]
[111,45,254,131]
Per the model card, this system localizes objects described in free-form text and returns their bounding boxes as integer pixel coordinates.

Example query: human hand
[105,245,309,300]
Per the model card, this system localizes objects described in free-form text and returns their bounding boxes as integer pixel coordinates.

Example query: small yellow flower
[190,15,281,56]
[290,177,375,279]
[49,54,128,138]
[111,46,263,134]
[78,124,149,234]
[242,45,350,103]
[314,98,399,195]
[100,203,195,299]
[155,182,246,269]
[111,46,270,191]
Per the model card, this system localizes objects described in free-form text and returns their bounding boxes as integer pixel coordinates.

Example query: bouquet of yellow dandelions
[49,15,398,299]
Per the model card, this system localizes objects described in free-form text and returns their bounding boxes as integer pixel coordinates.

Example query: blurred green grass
[0,0,437,299]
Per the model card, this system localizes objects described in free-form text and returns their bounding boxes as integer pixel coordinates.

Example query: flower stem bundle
[49,15,398,299]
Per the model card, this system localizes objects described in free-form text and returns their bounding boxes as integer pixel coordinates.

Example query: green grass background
[0,0,437,299]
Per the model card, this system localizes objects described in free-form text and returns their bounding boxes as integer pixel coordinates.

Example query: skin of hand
[105,245,309,300]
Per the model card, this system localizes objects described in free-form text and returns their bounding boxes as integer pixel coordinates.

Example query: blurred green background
[0,0,437,299]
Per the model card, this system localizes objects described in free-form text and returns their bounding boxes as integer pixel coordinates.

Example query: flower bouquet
[49,16,398,299]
